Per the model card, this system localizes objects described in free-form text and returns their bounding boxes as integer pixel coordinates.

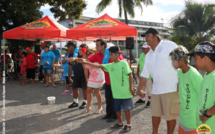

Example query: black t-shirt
[69,53,84,77]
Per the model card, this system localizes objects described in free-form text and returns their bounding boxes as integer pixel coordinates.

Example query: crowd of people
[0,27,215,133]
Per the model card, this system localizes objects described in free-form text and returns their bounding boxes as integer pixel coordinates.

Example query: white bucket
[47,96,56,104]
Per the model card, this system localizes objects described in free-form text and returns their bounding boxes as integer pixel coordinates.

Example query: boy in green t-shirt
[170,46,202,133]
[187,41,215,133]
[78,46,136,133]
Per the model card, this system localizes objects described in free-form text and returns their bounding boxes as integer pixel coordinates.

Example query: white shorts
[142,79,152,96]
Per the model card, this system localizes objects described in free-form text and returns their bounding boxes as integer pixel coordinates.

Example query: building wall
[59,16,171,41]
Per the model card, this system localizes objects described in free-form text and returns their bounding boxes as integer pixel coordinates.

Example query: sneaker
[120,125,131,133]
[68,102,78,108]
[101,115,111,120]
[135,99,145,104]
[70,92,73,96]
[107,117,117,122]
[110,123,123,129]
[146,101,151,107]
[62,90,69,94]
[79,102,87,109]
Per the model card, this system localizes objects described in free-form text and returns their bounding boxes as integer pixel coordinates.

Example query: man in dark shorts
[26,47,39,84]
[67,41,87,109]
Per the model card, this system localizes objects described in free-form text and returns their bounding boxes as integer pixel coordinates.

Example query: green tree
[0,0,43,39]
[48,0,87,21]
[171,1,215,50]
[0,0,43,53]
[0,0,87,53]
[96,0,152,24]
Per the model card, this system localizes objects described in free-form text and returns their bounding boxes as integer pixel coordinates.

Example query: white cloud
[41,0,214,27]
[153,0,185,6]
[83,0,182,27]
[40,4,51,10]
[83,0,119,18]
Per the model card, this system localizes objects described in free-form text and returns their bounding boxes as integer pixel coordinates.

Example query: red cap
[40,43,46,46]
[26,47,31,51]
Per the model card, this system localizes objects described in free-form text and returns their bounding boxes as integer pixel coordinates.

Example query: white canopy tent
[50,41,115,50]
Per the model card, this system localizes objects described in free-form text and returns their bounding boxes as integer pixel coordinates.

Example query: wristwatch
[204,110,212,118]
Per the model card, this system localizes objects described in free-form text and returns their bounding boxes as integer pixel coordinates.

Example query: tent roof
[3,16,69,41]
[67,14,137,41]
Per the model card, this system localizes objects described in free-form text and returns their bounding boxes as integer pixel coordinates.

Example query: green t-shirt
[178,66,202,129]
[138,53,152,79]
[196,70,215,132]
[103,60,132,99]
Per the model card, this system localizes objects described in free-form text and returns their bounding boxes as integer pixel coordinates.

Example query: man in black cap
[138,28,179,134]
[66,41,88,109]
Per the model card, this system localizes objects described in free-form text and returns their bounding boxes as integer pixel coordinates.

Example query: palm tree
[171,1,215,50]
[96,0,152,63]
[96,0,153,24]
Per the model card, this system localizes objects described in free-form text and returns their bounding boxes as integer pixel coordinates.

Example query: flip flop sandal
[94,108,103,114]
[44,85,49,88]
[82,109,91,114]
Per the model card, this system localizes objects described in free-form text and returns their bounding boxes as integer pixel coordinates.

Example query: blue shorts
[114,98,134,112]
[42,68,54,74]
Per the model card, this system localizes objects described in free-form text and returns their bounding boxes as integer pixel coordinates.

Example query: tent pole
[60,32,62,82]
[2,38,6,134]
[136,36,138,65]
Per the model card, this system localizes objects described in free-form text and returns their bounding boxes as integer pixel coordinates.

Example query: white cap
[142,43,150,48]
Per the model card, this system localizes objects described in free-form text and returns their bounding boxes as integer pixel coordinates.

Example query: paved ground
[0,79,179,134]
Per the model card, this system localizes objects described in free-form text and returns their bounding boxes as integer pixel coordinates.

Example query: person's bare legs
[167,120,176,134]
[31,79,35,85]
[94,88,102,113]
[66,84,69,90]
[116,111,123,124]
[45,74,49,86]
[83,87,93,113]
[82,88,87,100]
[28,79,31,84]
[73,88,79,99]
[124,111,131,125]
[50,74,56,86]
[21,74,26,85]
[54,62,58,74]
[152,116,161,134]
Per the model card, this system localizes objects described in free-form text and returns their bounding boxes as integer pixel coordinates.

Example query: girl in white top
[79,44,105,114]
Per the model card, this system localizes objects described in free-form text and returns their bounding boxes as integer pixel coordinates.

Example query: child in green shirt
[78,46,136,133]
[187,41,215,133]
[170,46,202,133]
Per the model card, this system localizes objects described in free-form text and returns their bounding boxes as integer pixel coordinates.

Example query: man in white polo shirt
[138,28,179,134]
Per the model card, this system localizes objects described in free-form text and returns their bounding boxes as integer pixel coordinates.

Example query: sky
[40,0,215,27]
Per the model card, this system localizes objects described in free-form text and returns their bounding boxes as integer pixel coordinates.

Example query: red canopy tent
[1,16,68,101]
[3,16,68,41]
[67,14,137,41]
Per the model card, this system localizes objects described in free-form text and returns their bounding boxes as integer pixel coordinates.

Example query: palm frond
[123,0,135,18]
[96,0,112,14]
